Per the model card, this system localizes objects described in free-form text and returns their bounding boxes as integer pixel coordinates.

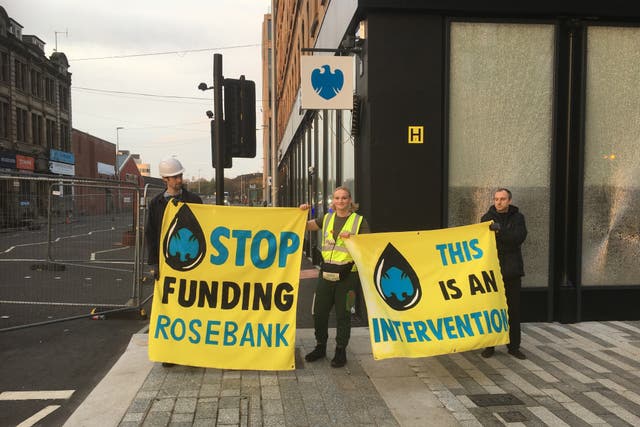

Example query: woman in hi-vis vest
[299,187,369,368]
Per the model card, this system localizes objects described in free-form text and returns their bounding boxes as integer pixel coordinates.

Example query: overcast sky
[7,0,270,180]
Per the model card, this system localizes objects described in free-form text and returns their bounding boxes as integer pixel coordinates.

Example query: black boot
[331,346,347,368]
[305,344,326,362]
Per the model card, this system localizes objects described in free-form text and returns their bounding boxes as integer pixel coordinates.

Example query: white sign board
[49,161,75,176]
[301,56,353,110]
[97,162,116,176]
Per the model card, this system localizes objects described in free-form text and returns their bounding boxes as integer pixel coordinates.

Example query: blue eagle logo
[311,64,344,100]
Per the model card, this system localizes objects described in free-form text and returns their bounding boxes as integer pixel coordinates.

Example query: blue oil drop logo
[374,243,421,311]
[162,204,206,271]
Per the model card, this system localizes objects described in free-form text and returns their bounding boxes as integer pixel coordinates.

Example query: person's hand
[339,232,351,239]
[299,203,310,210]
[149,264,159,280]
[489,222,501,232]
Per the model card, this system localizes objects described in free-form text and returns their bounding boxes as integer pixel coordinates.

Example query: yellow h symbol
[408,126,424,144]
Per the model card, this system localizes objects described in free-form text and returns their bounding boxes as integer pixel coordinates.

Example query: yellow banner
[148,203,307,370]
[344,222,509,359]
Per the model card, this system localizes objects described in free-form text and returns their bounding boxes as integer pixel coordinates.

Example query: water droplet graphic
[163,204,206,271]
[373,243,421,310]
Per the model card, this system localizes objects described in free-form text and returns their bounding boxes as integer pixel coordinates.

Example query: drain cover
[468,393,523,407]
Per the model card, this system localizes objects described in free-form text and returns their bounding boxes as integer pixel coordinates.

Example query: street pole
[214,53,225,206]
[115,126,124,214]
[116,126,124,179]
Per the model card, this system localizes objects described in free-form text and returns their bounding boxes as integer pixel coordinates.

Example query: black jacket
[145,189,203,265]
[481,205,527,280]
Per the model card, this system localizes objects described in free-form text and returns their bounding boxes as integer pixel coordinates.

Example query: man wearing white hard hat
[144,157,202,367]
[145,157,203,276]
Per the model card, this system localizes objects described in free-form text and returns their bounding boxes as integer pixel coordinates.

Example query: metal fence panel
[0,175,162,331]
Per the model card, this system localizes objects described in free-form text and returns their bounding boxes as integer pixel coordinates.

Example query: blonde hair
[333,186,359,212]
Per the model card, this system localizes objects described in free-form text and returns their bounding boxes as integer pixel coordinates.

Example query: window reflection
[447,22,554,287]
[582,26,640,285]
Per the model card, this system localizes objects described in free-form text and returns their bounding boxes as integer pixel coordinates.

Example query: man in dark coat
[480,188,528,360]
[145,157,202,276]
[145,157,202,368]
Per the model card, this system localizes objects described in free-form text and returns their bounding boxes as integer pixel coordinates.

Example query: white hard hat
[158,157,185,177]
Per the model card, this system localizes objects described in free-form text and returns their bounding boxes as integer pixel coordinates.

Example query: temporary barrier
[0,175,163,331]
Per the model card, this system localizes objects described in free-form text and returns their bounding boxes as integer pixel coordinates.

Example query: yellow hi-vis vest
[321,212,363,272]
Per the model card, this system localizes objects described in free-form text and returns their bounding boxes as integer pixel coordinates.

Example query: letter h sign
[408,126,424,144]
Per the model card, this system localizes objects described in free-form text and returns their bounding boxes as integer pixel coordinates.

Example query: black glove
[489,222,501,232]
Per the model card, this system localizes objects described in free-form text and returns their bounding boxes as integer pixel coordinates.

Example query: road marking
[90,245,131,260]
[0,390,75,400]
[17,405,61,427]
[3,227,116,253]
[3,241,47,253]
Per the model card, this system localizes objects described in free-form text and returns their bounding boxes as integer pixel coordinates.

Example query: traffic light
[223,76,256,158]
[211,120,232,169]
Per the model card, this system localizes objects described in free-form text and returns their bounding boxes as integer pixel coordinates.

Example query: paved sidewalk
[64,320,640,426]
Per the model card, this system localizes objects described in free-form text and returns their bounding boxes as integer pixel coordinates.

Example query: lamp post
[116,126,124,179]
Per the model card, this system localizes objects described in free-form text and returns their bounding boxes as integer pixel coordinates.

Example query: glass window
[448,22,555,287]
[0,100,8,138]
[326,109,336,207]
[308,117,316,207]
[15,60,27,91]
[60,120,70,151]
[341,109,355,199]
[59,85,69,111]
[296,138,302,204]
[582,26,640,286]
[315,112,325,250]
[302,130,308,203]
[30,69,42,97]
[316,111,325,214]
[0,51,8,82]
[16,107,28,142]
[45,77,55,103]
[31,113,43,145]
[46,118,57,148]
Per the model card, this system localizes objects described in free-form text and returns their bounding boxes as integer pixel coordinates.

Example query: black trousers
[504,276,522,350]
[312,272,358,348]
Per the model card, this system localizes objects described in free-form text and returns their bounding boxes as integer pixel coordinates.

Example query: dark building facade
[0,6,73,226]
[0,6,73,174]
[268,1,640,322]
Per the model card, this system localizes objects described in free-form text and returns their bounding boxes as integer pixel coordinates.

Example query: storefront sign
[0,151,16,169]
[97,162,116,176]
[16,155,35,171]
[49,160,75,176]
[50,149,75,165]
[300,56,353,110]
